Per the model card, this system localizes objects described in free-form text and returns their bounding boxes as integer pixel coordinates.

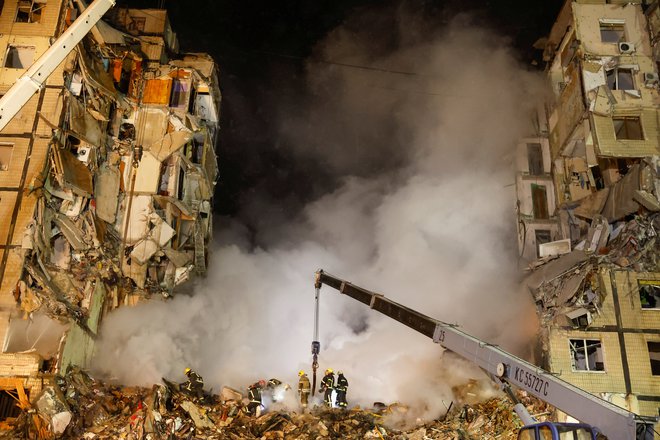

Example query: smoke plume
[93,9,544,425]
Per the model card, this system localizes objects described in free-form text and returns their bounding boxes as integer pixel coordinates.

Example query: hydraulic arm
[313,269,653,440]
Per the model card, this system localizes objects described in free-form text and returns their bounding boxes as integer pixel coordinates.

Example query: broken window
[606,68,634,91]
[0,390,23,420]
[613,117,643,140]
[527,143,543,176]
[531,184,549,219]
[535,229,551,258]
[649,342,660,376]
[639,281,660,309]
[599,21,625,43]
[569,339,604,372]
[127,16,146,33]
[4,45,35,68]
[0,143,12,171]
[170,78,188,108]
[15,0,45,23]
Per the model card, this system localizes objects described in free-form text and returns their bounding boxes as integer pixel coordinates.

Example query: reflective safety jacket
[336,374,348,392]
[298,374,311,393]
[183,370,204,392]
[248,383,263,403]
[320,373,334,391]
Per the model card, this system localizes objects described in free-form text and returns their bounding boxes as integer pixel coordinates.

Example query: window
[15,0,45,23]
[600,21,625,43]
[4,45,34,68]
[613,117,643,140]
[535,229,551,258]
[606,68,634,90]
[570,339,604,371]
[648,342,660,376]
[0,144,13,171]
[531,184,549,219]
[527,143,543,176]
[170,78,189,108]
[639,281,660,309]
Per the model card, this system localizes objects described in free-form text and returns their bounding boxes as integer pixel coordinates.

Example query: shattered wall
[525,0,660,430]
[0,0,221,422]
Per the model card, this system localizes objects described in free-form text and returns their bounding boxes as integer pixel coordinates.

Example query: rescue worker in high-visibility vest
[335,371,348,409]
[247,380,266,416]
[319,368,335,407]
[297,370,311,408]
[181,368,204,399]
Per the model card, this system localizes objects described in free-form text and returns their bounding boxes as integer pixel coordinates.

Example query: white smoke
[93,12,544,425]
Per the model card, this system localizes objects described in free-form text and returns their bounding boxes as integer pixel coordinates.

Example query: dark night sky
[117,0,563,228]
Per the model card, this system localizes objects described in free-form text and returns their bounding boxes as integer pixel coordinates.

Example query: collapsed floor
[0,368,554,440]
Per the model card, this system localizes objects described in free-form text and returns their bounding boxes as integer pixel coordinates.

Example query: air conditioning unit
[618,41,635,54]
[643,72,659,86]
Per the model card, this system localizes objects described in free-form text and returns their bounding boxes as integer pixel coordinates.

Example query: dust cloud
[93,10,544,425]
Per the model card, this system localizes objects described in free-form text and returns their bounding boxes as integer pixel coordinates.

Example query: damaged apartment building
[516,0,660,433]
[0,0,220,424]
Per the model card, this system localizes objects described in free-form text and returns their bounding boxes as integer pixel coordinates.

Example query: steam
[93,11,543,425]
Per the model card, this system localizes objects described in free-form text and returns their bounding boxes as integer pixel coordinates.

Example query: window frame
[639,281,660,310]
[599,19,626,44]
[612,116,644,140]
[648,341,660,376]
[606,67,635,91]
[14,0,45,24]
[0,143,14,171]
[569,338,605,372]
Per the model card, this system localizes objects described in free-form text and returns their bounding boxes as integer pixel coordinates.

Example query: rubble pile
[0,368,553,440]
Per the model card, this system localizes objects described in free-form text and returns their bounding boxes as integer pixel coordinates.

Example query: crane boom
[0,0,116,132]
[314,269,650,440]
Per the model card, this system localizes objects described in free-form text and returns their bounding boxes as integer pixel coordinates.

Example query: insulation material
[68,97,104,148]
[582,60,605,93]
[130,214,175,264]
[94,163,120,223]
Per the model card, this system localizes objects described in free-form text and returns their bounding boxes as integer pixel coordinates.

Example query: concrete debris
[7,4,221,376]
[0,368,554,440]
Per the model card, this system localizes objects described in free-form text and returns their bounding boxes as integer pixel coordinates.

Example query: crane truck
[0,0,115,132]
[312,269,657,440]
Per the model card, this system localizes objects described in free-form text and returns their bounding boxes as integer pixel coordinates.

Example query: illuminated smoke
[93,10,544,425]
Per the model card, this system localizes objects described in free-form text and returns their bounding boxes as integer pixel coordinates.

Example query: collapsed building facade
[516,0,660,434]
[0,0,219,424]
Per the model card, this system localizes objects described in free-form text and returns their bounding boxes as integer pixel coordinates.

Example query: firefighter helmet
[325,368,333,374]
[338,371,343,375]
[298,370,305,376]
[184,367,191,375]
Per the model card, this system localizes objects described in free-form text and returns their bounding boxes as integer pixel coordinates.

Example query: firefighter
[181,368,204,399]
[298,370,311,408]
[335,371,348,409]
[319,368,335,408]
[247,380,266,416]
[266,378,290,403]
